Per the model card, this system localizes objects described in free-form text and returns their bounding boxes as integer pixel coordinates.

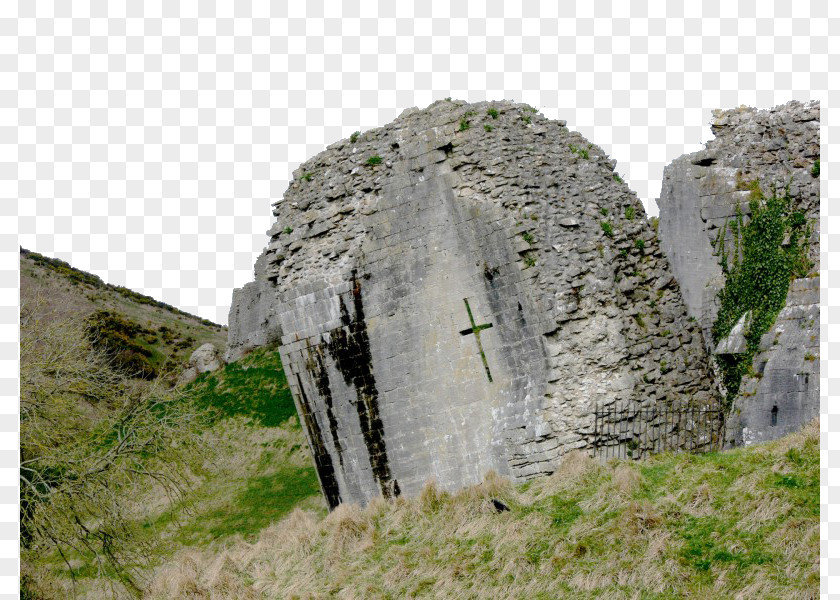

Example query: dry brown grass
[145,420,819,599]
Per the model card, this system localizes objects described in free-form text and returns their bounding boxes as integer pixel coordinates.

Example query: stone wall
[657,100,820,446]
[229,99,720,507]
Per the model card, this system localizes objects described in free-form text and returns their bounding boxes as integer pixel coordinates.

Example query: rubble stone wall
[228,100,720,507]
[657,100,820,446]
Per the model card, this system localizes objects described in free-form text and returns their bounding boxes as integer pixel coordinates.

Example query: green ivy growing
[712,183,812,401]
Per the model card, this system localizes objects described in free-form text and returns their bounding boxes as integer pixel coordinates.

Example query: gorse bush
[86,310,159,379]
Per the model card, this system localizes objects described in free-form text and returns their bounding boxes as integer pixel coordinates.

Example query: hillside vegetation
[150,420,819,600]
[20,248,227,381]
[24,345,325,599]
[20,250,324,599]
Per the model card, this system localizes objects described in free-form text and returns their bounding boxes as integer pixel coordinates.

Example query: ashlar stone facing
[657,100,820,446]
[228,99,719,507]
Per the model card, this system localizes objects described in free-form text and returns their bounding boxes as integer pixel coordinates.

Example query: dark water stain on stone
[294,373,342,509]
[308,345,345,470]
[326,271,396,499]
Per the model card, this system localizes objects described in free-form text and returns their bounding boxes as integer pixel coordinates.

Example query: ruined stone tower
[227,99,719,507]
[657,100,820,446]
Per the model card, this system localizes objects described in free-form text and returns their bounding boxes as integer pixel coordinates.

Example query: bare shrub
[20,291,213,596]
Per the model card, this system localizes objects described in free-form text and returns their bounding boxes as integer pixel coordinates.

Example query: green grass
[366,154,382,166]
[151,421,819,599]
[186,346,298,427]
[30,346,325,597]
[170,463,322,544]
[569,144,589,159]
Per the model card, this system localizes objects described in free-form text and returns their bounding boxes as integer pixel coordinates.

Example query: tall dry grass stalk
[146,420,819,599]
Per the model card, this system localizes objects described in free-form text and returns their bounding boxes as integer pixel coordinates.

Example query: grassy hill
[27,345,326,599]
[20,249,819,599]
[149,420,819,599]
[20,250,325,599]
[21,248,227,380]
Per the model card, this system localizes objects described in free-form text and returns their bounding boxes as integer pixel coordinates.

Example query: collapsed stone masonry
[657,100,820,447]
[227,99,720,507]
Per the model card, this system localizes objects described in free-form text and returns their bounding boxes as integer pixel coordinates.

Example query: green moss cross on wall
[712,182,812,403]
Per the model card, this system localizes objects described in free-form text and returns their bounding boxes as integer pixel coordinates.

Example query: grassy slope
[150,420,819,600]
[36,347,326,598]
[20,249,228,375]
[21,250,326,596]
[150,348,326,547]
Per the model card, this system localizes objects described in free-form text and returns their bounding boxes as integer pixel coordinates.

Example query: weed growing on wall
[712,184,812,401]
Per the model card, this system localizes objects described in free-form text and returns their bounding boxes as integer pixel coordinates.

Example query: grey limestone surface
[228,99,720,507]
[657,100,820,446]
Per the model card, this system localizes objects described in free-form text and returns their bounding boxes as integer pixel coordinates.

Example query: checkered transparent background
[3,1,837,596]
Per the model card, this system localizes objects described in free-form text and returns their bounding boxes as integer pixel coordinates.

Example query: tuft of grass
[459,118,470,131]
[811,159,819,177]
[521,114,531,125]
[625,205,636,220]
[600,207,609,216]
[601,221,614,237]
[149,421,820,600]
[349,131,360,143]
[366,154,382,166]
[302,172,314,182]
[483,124,492,132]
[569,144,589,159]
[283,226,293,235]
[614,173,624,184]
[635,238,645,251]
[487,108,499,119]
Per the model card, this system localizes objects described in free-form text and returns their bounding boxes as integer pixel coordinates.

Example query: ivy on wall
[712,182,812,402]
